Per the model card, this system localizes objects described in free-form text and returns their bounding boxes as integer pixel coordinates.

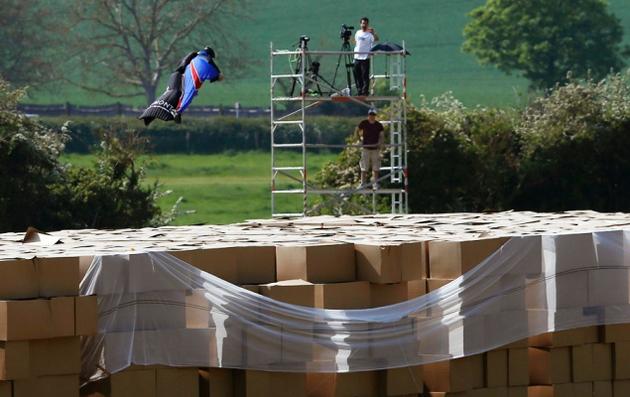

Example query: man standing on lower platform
[356,108,384,189]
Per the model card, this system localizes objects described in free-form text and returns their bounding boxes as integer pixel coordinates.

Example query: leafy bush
[0,79,165,232]
[316,73,630,214]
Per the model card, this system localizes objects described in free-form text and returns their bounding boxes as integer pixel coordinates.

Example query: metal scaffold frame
[270,41,408,217]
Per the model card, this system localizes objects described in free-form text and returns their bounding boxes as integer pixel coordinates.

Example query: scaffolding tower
[270,40,408,217]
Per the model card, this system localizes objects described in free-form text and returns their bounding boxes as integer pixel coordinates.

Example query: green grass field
[27,0,630,108]
[61,152,338,225]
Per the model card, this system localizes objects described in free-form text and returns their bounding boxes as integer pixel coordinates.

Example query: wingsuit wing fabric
[138,50,220,126]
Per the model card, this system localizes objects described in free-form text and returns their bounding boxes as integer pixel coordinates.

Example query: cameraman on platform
[352,17,379,96]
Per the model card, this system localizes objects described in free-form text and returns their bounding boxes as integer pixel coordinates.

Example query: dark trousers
[353,59,370,96]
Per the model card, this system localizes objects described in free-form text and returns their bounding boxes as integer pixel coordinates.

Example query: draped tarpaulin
[80,231,630,382]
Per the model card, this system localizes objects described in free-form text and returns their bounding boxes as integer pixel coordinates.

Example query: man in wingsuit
[139,47,223,126]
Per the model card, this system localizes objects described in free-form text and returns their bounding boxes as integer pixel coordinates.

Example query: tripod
[289,37,323,97]
[331,38,355,95]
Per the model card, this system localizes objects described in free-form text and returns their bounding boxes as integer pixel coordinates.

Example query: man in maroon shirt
[355,108,384,189]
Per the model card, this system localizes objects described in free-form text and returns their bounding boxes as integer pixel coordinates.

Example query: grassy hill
[28,0,630,108]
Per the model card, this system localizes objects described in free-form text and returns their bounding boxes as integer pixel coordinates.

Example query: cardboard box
[0,341,29,380]
[428,237,509,279]
[549,347,571,384]
[356,243,422,284]
[0,382,9,397]
[171,248,238,283]
[400,241,427,280]
[13,374,79,397]
[370,280,425,307]
[614,380,630,396]
[110,369,156,397]
[156,367,198,397]
[276,243,355,283]
[470,388,508,397]
[34,256,80,297]
[127,253,191,293]
[604,324,630,343]
[594,381,613,397]
[588,268,630,306]
[107,291,186,332]
[30,337,80,377]
[614,341,630,379]
[235,246,275,284]
[486,349,508,388]
[526,386,553,397]
[545,233,597,273]
[422,355,483,393]
[426,278,453,292]
[550,383,592,397]
[527,348,550,385]
[307,371,378,397]
[0,259,38,299]
[572,343,612,382]
[236,370,306,397]
[259,280,316,307]
[0,298,74,341]
[380,365,423,396]
[508,348,528,386]
[75,295,98,336]
[531,326,599,348]
[90,255,129,295]
[315,281,371,309]
[199,368,233,397]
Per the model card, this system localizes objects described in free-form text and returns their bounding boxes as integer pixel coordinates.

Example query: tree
[67,0,248,104]
[463,0,629,90]
[0,77,168,232]
[0,0,67,87]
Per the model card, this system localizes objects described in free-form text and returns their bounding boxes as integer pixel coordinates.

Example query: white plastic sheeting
[80,231,630,381]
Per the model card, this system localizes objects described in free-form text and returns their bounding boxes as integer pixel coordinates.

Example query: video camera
[339,24,354,41]
[299,35,310,48]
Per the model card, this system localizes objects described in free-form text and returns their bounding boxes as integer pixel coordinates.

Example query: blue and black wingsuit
[139,47,221,126]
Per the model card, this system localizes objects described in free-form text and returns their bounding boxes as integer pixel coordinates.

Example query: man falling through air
[139,47,224,126]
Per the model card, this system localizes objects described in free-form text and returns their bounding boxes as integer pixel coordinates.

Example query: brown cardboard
[156,367,198,397]
[614,380,630,396]
[235,246,276,284]
[604,324,630,343]
[528,347,550,385]
[30,337,80,377]
[307,372,378,397]
[507,386,527,397]
[108,291,186,332]
[34,256,80,297]
[594,381,613,397]
[551,383,592,397]
[548,326,599,347]
[614,341,630,379]
[422,355,482,393]
[315,281,371,309]
[428,237,509,279]
[171,248,238,283]
[185,289,211,329]
[13,374,79,397]
[0,297,74,341]
[508,348,528,386]
[486,349,508,388]
[470,388,509,397]
[355,243,403,284]
[549,347,571,384]
[75,295,98,336]
[110,369,156,397]
[0,259,37,299]
[525,386,553,397]
[400,241,427,280]
[199,368,233,397]
[0,382,9,397]
[588,268,630,306]
[370,280,426,307]
[572,343,612,382]
[260,280,316,307]
[426,278,453,292]
[276,243,355,283]
[235,370,306,397]
[380,365,423,396]
[0,341,29,380]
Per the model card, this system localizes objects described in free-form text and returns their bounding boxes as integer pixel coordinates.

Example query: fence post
[117,102,123,116]
[65,102,72,116]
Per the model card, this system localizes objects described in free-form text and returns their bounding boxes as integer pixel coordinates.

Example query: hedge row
[41,116,360,154]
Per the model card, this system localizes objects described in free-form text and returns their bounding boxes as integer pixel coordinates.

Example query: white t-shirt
[354,30,374,60]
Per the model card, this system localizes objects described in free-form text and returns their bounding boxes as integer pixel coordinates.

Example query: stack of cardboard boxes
[0,213,629,396]
[0,257,97,397]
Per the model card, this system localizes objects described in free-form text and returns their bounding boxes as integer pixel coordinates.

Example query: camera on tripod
[339,24,354,41]
[299,35,310,48]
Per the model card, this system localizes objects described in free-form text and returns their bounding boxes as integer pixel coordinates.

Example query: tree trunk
[144,84,157,106]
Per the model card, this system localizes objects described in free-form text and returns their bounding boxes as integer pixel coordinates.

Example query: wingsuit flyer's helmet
[202,47,216,58]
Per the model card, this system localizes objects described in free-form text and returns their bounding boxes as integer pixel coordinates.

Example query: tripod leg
[290,54,302,97]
